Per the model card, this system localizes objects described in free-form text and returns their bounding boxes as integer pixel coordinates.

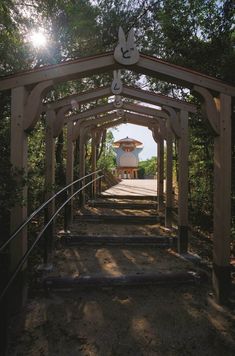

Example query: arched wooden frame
[75,110,183,241]
[2,51,234,304]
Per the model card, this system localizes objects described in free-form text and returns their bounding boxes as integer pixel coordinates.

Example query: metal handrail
[0,170,101,252]
[0,173,104,301]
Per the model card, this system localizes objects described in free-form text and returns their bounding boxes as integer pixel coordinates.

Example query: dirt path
[8,283,235,356]
[8,196,235,355]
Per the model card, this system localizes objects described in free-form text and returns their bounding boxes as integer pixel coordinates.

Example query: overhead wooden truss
[1,42,234,305]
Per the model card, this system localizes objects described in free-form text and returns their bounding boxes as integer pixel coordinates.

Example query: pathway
[8,187,235,356]
[102,179,157,196]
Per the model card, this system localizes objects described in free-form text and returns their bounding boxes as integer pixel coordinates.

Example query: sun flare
[29,30,47,48]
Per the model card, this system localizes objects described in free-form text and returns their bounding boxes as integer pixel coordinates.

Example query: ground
[8,281,235,355]
[8,236,235,355]
[7,180,235,355]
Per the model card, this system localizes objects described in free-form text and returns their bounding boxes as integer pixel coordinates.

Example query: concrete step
[59,235,177,247]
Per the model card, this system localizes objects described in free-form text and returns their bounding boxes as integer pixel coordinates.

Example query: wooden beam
[66,100,168,125]
[135,54,235,96]
[1,52,234,96]
[163,106,181,138]
[98,116,159,131]
[123,111,159,125]
[66,102,115,124]
[44,110,56,260]
[45,110,56,205]
[93,118,126,131]
[165,121,173,228]
[79,126,86,206]
[193,86,220,135]
[123,102,168,119]
[213,93,231,304]
[44,87,112,111]
[53,105,71,138]
[91,132,97,198]
[10,86,28,310]
[106,110,162,127]
[66,121,74,224]
[177,110,189,253]
[24,81,53,131]
[72,112,118,141]
[158,118,167,138]
[123,86,197,113]
[157,137,164,211]
[0,52,117,91]
[45,86,190,123]
[82,112,160,133]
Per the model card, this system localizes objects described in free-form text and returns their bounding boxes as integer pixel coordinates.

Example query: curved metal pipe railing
[0,171,104,301]
[0,170,101,252]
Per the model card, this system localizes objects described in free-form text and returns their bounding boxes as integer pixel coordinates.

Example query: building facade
[113,137,143,179]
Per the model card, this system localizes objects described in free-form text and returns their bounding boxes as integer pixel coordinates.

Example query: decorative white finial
[114,95,123,108]
[111,70,122,95]
[114,27,139,65]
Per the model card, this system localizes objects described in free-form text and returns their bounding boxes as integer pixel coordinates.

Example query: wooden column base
[158,195,164,211]
[212,263,231,305]
[178,225,188,253]
[165,207,172,228]
[8,269,28,314]
[0,252,9,356]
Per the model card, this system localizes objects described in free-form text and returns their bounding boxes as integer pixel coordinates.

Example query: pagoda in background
[113,137,143,179]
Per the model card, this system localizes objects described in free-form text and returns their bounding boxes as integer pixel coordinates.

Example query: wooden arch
[1,49,234,304]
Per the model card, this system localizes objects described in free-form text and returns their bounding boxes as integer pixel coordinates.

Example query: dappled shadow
[8,283,235,355]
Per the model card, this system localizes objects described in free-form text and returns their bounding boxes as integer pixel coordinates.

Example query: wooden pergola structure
[0,28,235,306]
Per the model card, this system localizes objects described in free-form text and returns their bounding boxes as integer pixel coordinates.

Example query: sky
[109,123,157,161]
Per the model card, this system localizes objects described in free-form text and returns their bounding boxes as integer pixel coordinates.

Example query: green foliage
[27,120,46,212]
[97,131,116,171]
[139,157,157,178]
[188,114,214,230]
[0,0,234,239]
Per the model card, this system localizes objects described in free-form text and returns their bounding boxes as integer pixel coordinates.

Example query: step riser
[62,243,173,248]
[100,195,157,200]
[89,203,158,209]
[74,216,162,224]
[43,272,202,290]
[60,236,177,247]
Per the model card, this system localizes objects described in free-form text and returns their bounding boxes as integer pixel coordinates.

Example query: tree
[139,157,157,178]
[97,131,116,170]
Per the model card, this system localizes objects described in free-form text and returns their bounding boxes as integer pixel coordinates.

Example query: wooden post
[213,94,231,304]
[157,137,164,211]
[44,110,56,263]
[165,122,173,228]
[91,131,97,198]
[66,121,74,224]
[79,126,86,206]
[178,110,189,253]
[10,86,28,310]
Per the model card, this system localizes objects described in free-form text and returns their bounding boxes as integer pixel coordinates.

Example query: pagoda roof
[113,136,143,147]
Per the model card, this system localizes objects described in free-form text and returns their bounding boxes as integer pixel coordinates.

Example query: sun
[29,29,47,48]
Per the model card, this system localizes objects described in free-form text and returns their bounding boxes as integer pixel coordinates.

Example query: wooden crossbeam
[1,52,234,96]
